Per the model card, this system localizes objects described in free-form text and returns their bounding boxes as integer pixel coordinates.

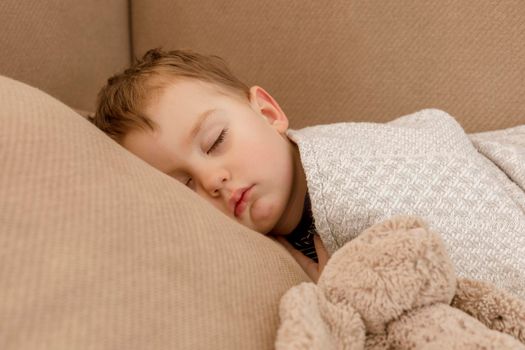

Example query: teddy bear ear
[318,214,457,334]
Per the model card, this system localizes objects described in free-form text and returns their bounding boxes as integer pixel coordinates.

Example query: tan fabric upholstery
[0,76,309,349]
[0,0,130,112]
[1,1,525,348]
[132,0,525,132]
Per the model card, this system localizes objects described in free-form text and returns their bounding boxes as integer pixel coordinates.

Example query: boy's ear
[249,86,289,133]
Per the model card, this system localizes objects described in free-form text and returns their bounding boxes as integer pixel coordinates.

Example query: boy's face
[122,79,307,235]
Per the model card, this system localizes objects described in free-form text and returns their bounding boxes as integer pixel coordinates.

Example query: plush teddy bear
[275,216,525,349]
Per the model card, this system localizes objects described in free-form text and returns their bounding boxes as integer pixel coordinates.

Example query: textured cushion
[132,0,525,132]
[0,75,308,349]
[0,0,130,112]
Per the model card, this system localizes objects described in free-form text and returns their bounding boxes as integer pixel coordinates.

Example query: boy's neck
[271,138,308,235]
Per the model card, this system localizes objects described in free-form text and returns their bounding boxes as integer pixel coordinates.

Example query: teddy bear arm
[452,277,525,344]
[316,289,366,350]
[387,303,525,349]
[275,282,336,349]
[275,282,367,350]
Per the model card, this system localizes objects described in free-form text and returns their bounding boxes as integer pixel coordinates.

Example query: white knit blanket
[286,109,525,298]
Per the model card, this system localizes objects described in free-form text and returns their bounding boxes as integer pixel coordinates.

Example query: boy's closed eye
[185,127,229,186]
[207,128,228,154]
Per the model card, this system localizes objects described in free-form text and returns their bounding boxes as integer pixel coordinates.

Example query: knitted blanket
[286,109,525,299]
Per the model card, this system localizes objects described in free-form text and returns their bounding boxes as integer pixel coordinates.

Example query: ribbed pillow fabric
[0,75,309,350]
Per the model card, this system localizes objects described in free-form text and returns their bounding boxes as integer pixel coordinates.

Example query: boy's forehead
[147,79,251,134]
[148,79,217,110]
[145,79,244,123]
[143,81,216,131]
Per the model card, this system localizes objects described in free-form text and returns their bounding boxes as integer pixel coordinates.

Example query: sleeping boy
[88,48,525,297]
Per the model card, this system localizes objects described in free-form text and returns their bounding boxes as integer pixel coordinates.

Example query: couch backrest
[0,0,130,112]
[1,0,523,131]
[131,0,525,132]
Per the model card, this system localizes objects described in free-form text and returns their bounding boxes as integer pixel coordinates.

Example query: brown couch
[1,1,524,349]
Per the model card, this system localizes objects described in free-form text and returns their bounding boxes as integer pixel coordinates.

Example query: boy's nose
[201,169,229,196]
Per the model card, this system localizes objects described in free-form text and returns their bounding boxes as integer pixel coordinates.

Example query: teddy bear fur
[275,216,525,349]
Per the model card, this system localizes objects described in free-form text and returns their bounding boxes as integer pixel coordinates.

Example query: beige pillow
[0,75,308,349]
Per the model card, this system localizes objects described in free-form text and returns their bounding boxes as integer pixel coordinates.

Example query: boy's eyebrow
[186,108,217,145]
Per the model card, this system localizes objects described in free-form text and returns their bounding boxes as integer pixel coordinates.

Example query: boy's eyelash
[186,128,228,186]
[207,128,228,154]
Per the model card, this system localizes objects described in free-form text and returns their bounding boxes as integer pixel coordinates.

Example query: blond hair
[88,47,250,144]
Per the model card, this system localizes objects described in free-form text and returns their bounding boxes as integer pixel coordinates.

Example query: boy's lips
[230,185,253,217]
